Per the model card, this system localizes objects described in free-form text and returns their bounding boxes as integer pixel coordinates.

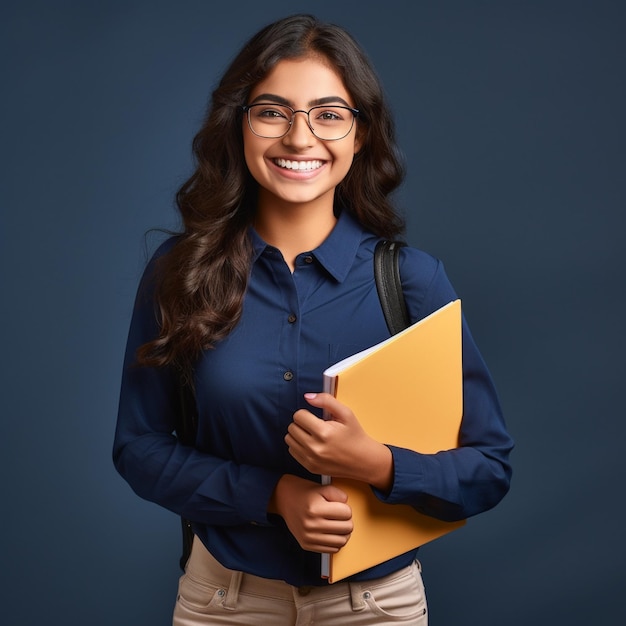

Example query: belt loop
[348,582,367,612]
[222,570,243,610]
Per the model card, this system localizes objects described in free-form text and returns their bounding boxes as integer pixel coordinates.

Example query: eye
[312,107,347,124]
[254,106,290,120]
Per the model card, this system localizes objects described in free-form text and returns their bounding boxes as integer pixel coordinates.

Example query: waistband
[185,535,418,610]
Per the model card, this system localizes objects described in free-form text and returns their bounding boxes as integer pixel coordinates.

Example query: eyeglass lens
[246,104,355,140]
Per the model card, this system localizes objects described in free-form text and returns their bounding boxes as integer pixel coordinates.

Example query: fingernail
[304,393,318,400]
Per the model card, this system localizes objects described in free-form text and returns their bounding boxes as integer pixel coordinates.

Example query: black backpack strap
[175,378,198,447]
[374,240,411,335]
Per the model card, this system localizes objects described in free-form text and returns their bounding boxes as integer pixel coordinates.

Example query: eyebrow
[249,93,354,108]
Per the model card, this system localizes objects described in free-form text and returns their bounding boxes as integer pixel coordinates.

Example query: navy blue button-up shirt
[114,210,513,586]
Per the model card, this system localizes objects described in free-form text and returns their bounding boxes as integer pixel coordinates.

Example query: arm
[285,250,513,522]
[381,251,514,521]
[112,244,281,527]
[378,317,514,521]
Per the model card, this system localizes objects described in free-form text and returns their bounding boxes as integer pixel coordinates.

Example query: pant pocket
[360,562,427,623]
[175,572,227,615]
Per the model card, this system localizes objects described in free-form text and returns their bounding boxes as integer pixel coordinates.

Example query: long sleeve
[112,212,513,586]
[373,250,514,521]
[112,244,282,527]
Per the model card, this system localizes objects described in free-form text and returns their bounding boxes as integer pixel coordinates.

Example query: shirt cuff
[371,445,425,504]
[236,466,283,526]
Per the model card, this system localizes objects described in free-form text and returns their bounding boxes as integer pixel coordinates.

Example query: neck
[255,192,337,272]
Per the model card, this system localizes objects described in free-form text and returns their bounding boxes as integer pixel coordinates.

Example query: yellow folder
[321,299,465,583]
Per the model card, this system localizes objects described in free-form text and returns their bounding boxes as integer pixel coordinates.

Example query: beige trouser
[173,536,428,625]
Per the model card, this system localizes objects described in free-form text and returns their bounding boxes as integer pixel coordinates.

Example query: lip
[267,157,328,179]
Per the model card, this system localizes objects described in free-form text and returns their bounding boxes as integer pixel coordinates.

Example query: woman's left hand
[286,393,394,492]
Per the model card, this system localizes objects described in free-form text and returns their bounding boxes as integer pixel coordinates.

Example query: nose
[283,110,315,147]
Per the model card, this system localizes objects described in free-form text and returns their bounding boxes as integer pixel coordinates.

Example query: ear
[353,126,365,155]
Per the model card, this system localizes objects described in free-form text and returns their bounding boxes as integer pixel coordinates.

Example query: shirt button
[288,314,297,324]
[283,371,294,381]
[303,255,313,264]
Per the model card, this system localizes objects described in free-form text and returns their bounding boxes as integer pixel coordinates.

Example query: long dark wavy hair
[137,14,405,370]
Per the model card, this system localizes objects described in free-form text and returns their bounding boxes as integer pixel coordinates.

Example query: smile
[273,158,324,171]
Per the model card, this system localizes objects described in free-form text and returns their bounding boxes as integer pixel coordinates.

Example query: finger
[301,514,354,548]
[291,408,324,433]
[311,506,352,524]
[301,529,352,553]
[319,484,349,505]
[284,430,307,459]
[285,420,320,450]
[307,519,354,538]
[284,436,322,473]
[303,393,353,423]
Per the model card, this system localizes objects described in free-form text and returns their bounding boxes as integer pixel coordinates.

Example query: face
[243,56,361,212]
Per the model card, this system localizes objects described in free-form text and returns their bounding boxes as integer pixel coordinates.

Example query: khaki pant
[173,536,428,625]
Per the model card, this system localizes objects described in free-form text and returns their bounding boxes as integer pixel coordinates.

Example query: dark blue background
[2,1,624,624]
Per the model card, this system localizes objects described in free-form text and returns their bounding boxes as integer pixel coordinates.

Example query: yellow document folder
[321,299,465,583]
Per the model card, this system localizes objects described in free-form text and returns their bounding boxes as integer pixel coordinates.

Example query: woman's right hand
[269,474,353,553]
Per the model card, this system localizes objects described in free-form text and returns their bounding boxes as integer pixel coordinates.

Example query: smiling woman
[113,13,513,626]
[242,57,363,246]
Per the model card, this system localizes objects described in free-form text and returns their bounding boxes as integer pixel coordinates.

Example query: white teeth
[274,158,323,171]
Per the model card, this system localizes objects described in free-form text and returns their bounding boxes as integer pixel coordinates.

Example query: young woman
[113,14,513,625]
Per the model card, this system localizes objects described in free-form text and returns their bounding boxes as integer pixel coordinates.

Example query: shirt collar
[313,210,364,282]
[249,228,269,264]
[249,209,366,283]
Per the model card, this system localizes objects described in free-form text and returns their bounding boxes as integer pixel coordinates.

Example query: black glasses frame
[241,103,360,141]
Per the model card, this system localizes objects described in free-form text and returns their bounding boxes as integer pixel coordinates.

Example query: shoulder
[397,243,440,284]
[135,234,181,302]
[397,244,458,321]
[143,234,181,275]
[150,234,180,262]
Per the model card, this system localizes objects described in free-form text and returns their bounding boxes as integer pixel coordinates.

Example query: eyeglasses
[242,103,359,141]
